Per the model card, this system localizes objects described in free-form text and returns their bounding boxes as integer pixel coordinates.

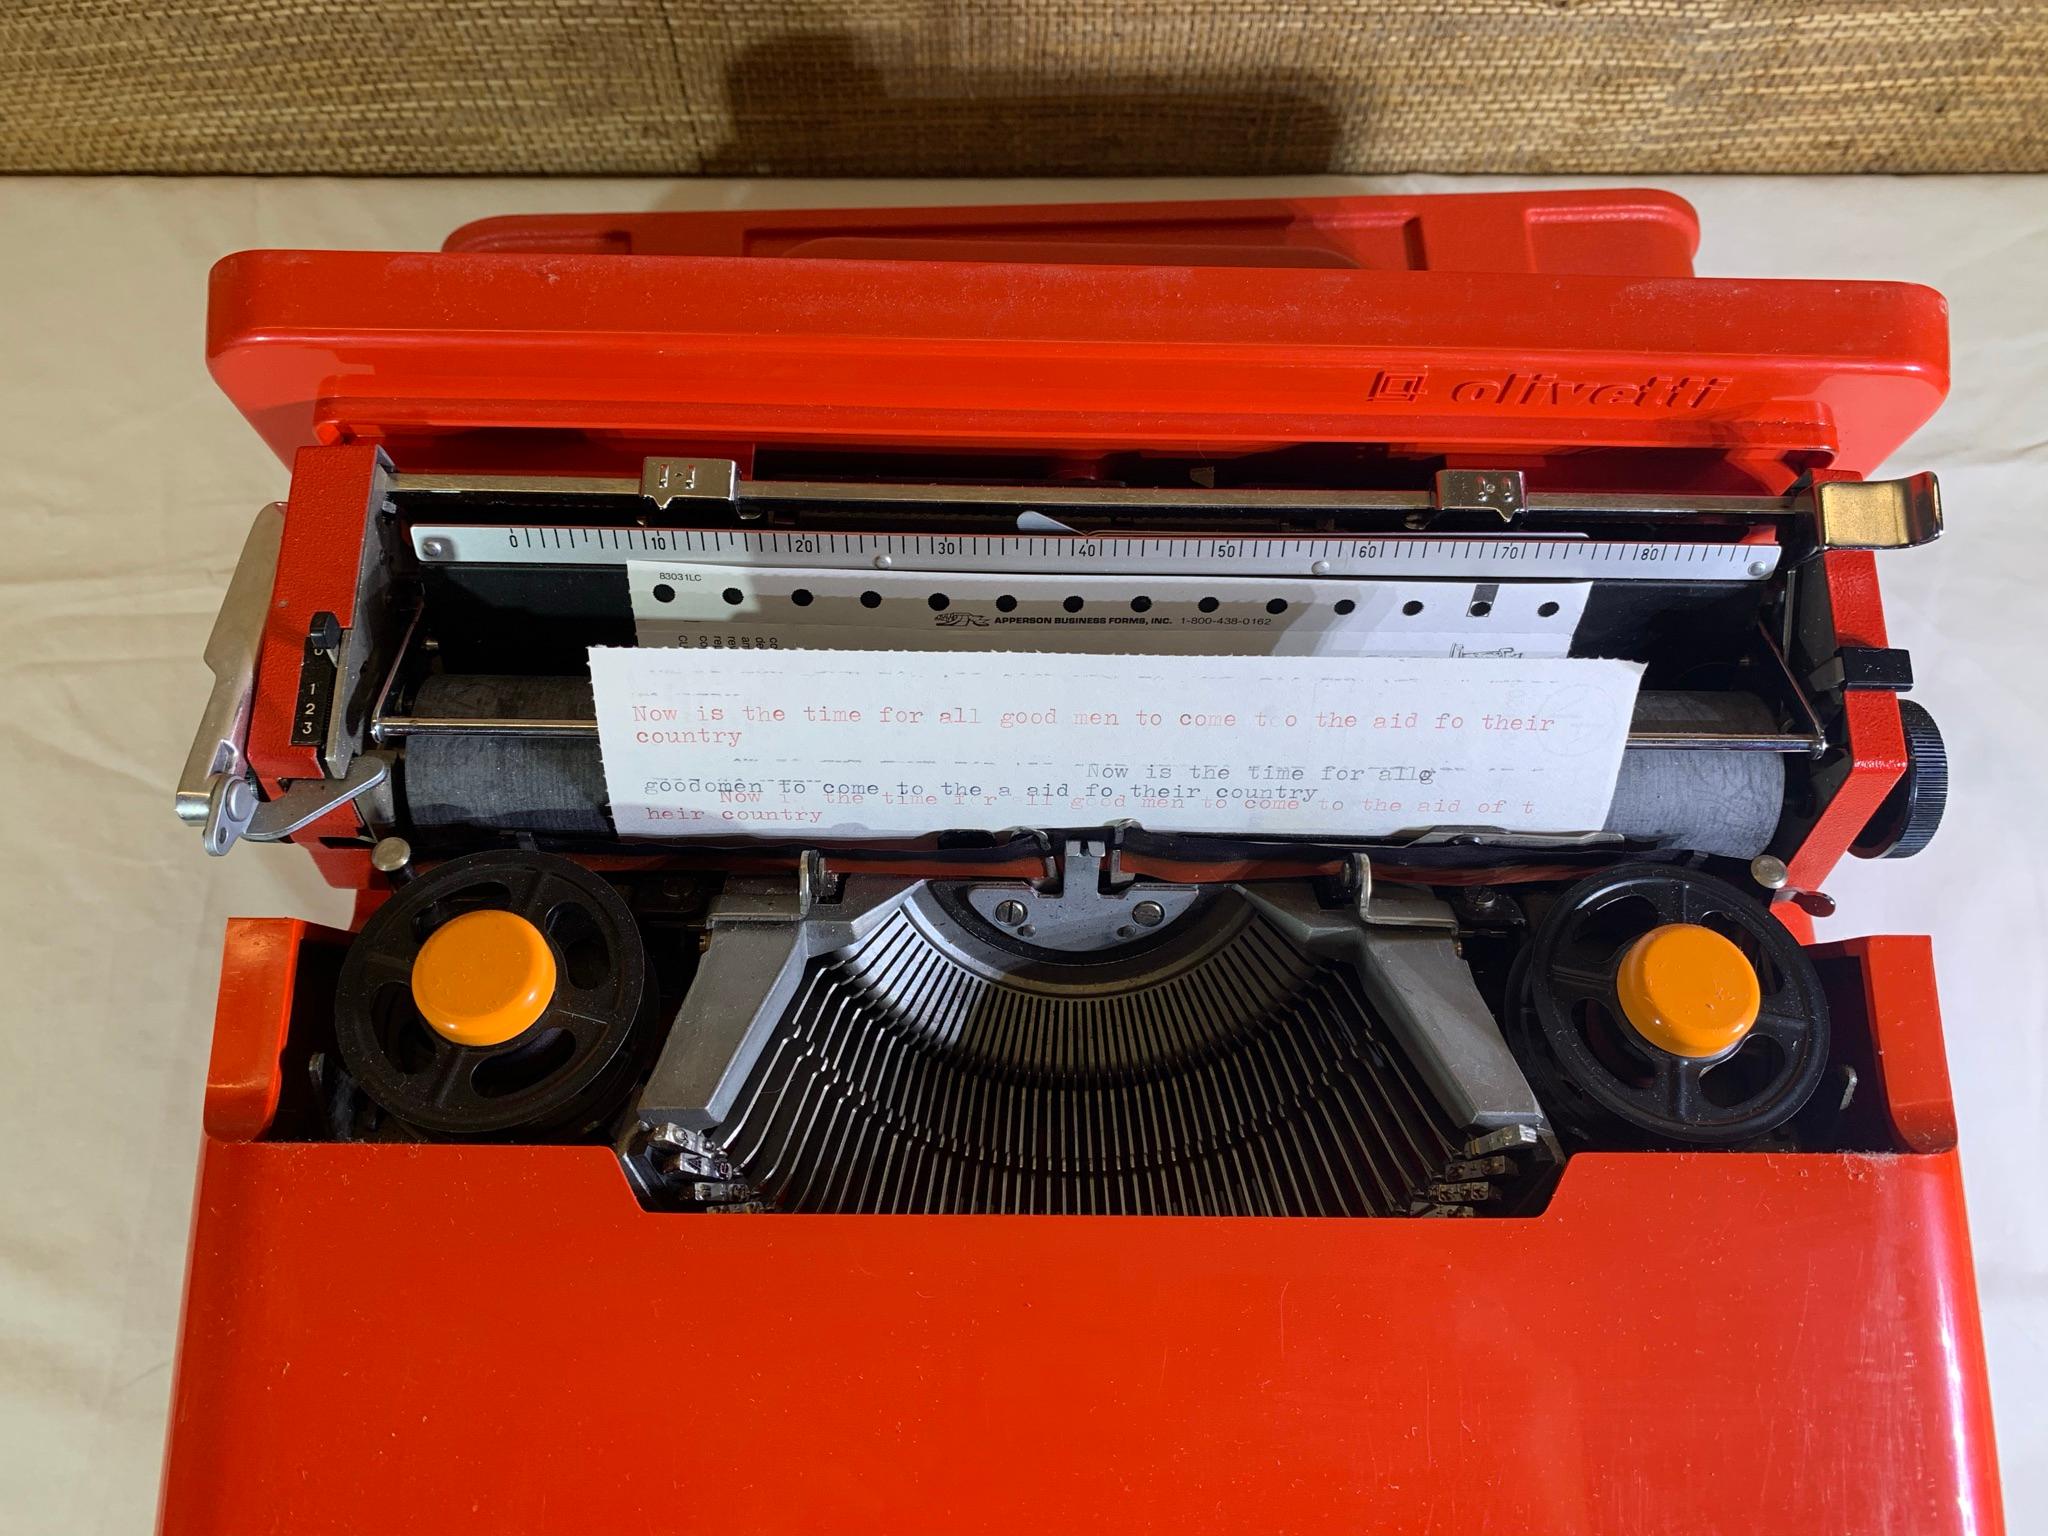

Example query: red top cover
[207,191,1947,485]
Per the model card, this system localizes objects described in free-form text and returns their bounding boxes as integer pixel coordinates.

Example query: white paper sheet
[589,646,1644,838]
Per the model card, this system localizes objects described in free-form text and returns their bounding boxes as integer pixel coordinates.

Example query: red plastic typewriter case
[162,192,2002,1533]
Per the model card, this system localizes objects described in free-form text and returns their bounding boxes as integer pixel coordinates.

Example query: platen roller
[405,676,611,838]
[402,674,1786,857]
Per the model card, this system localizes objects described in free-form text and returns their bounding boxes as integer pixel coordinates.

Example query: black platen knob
[1854,699,1947,859]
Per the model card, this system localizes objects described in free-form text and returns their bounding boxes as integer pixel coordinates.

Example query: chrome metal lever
[176,504,283,832]
[202,753,393,857]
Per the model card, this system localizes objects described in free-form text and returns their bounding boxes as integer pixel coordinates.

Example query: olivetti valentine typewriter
[161,192,2002,1534]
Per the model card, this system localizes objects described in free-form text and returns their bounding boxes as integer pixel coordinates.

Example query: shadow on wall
[698,31,1343,176]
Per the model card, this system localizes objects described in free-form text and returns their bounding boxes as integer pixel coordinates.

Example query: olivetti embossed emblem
[1364,367,1732,412]
[1448,372,1734,409]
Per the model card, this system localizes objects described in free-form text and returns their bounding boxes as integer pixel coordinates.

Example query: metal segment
[697,883,1540,1215]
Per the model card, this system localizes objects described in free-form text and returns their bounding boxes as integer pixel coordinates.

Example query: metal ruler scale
[409,525,1780,584]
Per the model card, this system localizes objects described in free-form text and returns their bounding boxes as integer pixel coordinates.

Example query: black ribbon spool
[1506,864,1830,1147]
[334,850,653,1138]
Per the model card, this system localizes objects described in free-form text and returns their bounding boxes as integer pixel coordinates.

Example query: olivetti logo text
[1448,372,1733,411]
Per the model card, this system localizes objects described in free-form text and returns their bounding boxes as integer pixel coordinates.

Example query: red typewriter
[162,191,2002,1533]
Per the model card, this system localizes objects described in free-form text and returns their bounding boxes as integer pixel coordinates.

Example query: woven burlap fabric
[3,1,2043,174]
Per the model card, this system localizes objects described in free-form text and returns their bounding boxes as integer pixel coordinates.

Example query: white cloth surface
[0,173,2040,1532]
